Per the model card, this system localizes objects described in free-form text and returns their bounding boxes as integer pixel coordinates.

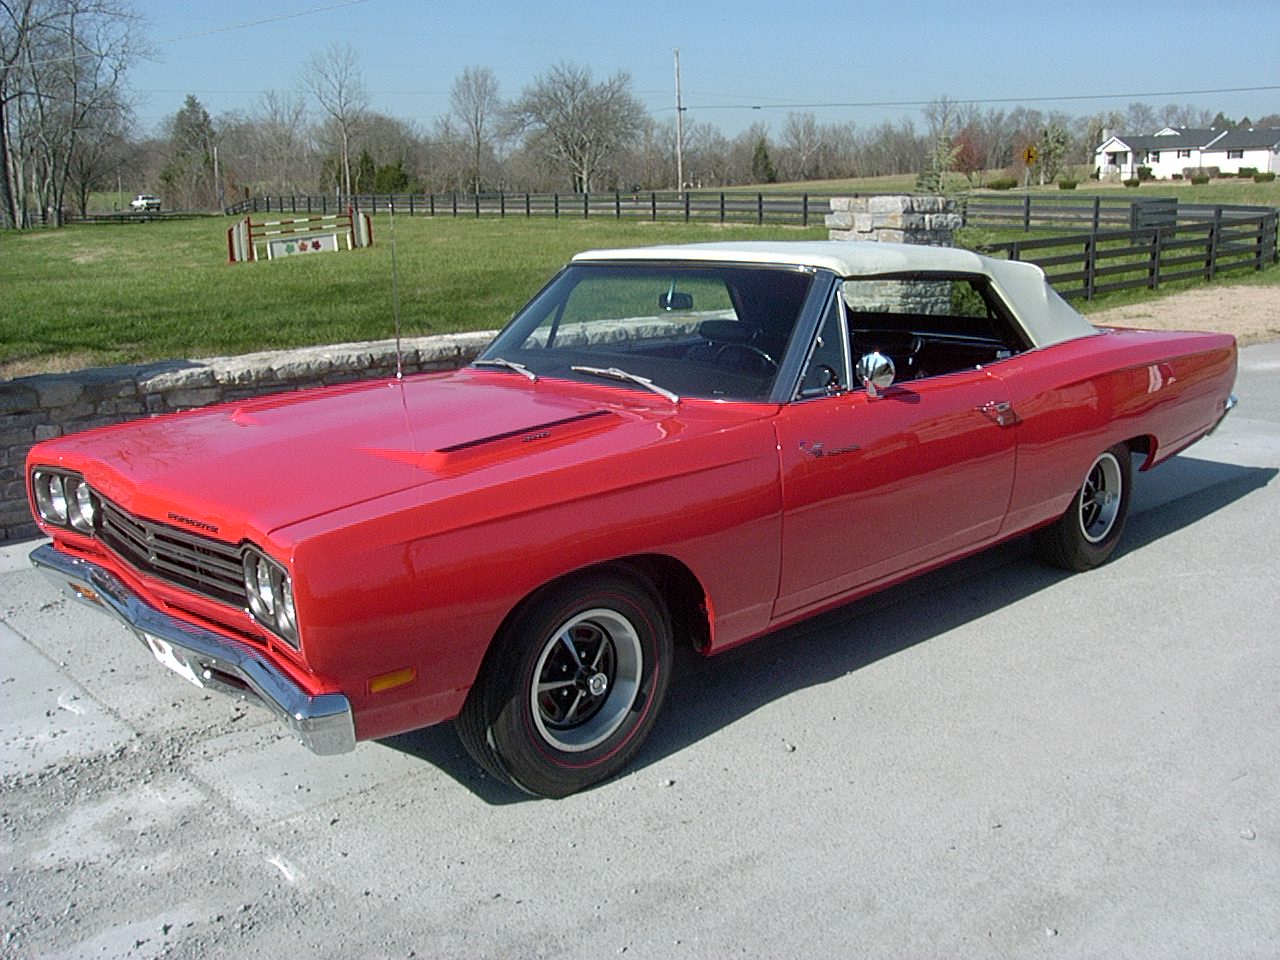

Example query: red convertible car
[27,241,1237,797]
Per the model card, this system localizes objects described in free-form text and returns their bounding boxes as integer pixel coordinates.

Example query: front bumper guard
[30,543,356,755]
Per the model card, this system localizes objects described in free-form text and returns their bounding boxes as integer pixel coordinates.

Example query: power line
[662,84,1280,113]
[16,0,376,71]
[154,0,375,45]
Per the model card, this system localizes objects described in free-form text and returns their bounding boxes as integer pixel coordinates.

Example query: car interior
[842,273,1032,384]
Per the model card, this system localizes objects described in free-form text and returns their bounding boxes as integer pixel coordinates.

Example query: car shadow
[380,454,1275,804]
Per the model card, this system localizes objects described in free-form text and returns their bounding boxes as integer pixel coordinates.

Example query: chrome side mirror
[855,351,896,399]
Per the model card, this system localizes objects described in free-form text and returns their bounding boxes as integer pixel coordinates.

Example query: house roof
[1098,129,1225,153]
[1152,127,1218,142]
[1203,128,1280,151]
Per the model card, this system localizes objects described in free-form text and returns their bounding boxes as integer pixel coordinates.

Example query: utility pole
[674,48,685,193]
[213,144,222,210]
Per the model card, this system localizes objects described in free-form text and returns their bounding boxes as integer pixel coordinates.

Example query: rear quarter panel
[999,327,1236,534]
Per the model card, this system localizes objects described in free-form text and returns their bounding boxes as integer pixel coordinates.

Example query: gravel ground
[1,326,1277,958]
[1089,281,1280,345]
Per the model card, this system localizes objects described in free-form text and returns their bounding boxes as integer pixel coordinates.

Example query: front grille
[98,499,245,607]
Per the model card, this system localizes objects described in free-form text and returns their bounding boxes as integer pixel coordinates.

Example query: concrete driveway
[3,342,1278,960]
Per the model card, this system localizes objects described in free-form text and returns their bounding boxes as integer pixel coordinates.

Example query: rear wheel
[1034,444,1132,571]
[458,570,672,798]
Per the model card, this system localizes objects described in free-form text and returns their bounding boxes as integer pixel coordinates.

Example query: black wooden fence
[978,210,1278,300]
[963,193,1278,232]
[68,209,216,224]
[224,191,836,227]
[225,190,1279,238]
[221,191,1279,302]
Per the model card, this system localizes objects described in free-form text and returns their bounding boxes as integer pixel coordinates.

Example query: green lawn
[4,208,1276,377]
[0,217,824,375]
[972,176,1280,207]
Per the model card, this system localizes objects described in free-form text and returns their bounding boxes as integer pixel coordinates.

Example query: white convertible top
[573,240,1098,349]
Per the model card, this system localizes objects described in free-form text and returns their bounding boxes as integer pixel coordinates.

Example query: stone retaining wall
[0,332,493,543]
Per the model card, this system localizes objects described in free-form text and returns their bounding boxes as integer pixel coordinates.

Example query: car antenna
[389,199,403,380]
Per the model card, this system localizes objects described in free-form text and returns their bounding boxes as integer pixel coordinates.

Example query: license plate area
[141,632,204,688]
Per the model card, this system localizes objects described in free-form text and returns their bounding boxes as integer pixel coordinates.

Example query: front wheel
[1034,444,1133,571]
[458,570,672,798]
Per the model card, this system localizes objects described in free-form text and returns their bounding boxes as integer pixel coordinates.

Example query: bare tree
[683,121,730,186]
[450,65,500,194]
[859,118,926,176]
[1,0,39,226]
[249,90,310,193]
[1124,101,1158,134]
[617,117,673,190]
[304,42,367,197]
[65,90,128,212]
[508,62,646,192]
[779,111,825,181]
[429,114,469,192]
[1159,102,1214,129]
[1,0,141,227]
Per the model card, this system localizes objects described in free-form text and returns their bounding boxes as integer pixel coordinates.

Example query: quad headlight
[242,549,299,648]
[31,469,99,534]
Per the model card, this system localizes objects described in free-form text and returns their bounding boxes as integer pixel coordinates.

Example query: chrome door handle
[976,401,1019,427]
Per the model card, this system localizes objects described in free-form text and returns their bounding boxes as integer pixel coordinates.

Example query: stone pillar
[825,195,963,246]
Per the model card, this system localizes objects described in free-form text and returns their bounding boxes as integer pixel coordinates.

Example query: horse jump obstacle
[227,206,373,263]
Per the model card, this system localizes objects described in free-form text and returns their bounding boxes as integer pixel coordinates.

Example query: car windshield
[477,262,817,401]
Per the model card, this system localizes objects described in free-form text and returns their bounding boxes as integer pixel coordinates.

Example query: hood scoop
[369,410,621,476]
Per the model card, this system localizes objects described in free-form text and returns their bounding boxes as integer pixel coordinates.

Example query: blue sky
[127,0,1280,135]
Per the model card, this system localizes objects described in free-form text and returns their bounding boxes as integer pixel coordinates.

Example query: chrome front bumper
[30,543,356,755]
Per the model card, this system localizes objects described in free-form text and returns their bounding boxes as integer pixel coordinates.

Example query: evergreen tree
[159,96,218,208]
[751,138,776,184]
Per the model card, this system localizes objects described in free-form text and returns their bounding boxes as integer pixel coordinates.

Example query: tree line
[3,4,1276,227]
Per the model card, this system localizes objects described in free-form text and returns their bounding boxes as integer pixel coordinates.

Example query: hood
[42,369,662,541]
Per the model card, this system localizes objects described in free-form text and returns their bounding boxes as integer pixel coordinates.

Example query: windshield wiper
[474,357,537,382]
[570,365,680,403]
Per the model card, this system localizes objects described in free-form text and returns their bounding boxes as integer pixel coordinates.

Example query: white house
[1095,126,1280,178]
[1095,127,1218,179]
[1200,128,1280,175]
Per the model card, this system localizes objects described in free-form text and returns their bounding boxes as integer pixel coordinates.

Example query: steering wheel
[710,341,777,373]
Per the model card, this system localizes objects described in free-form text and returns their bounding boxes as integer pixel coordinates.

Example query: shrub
[1172,173,1183,180]
[1124,178,1141,188]
[1216,168,1236,178]
[1255,171,1277,182]
[1237,167,1258,178]
[986,177,1017,190]
[1191,174,1210,185]
[1058,179,1078,190]
[1136,165,1155,181]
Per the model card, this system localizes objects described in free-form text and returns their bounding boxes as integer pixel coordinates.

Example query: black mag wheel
[1034,443,1133,572]
[458,570,672,799]
[530,607,643,752]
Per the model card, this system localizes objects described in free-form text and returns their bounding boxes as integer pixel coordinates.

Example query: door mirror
[855,351,896,399]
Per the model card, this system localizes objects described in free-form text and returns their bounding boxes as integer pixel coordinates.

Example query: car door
[772,289,1017,621]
